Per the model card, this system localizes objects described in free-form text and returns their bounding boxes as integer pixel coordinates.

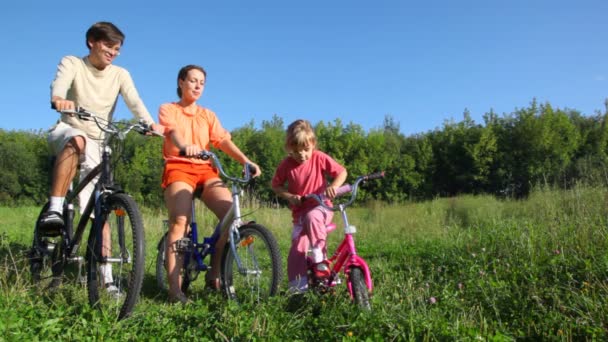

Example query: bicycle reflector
[114,209,126,216]
[240,235,255,247]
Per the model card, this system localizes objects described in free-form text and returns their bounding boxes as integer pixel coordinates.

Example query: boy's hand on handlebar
[52,99,76,113]
[150,123,165,136]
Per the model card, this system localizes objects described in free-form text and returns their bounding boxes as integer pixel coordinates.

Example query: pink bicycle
[303,171,385,310]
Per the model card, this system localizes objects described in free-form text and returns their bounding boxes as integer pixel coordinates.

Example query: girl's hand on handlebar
[324,185,339,199]
[288,194,302,206]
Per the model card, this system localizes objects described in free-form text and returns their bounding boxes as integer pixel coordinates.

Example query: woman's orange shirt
[158,102,231,164]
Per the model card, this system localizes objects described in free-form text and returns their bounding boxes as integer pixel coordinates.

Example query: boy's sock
[49,196,65,213]
[99,263,114,285]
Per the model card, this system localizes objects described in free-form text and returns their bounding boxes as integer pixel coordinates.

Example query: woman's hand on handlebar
[180,144,203,157]
[246,161,262,178]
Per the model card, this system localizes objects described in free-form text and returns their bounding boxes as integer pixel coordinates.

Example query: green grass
[1,184,607,340]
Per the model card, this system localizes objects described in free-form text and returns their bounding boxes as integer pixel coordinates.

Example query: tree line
[2,98,608,208]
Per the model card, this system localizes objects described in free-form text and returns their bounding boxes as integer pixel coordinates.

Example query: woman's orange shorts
[162,162,220,189]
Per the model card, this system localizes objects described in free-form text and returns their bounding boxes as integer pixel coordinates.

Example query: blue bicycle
[155,150,282,303]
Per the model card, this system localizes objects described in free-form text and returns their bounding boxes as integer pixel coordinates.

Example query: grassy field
[1,185,607,340]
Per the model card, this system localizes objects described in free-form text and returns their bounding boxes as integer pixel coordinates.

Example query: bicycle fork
[329,235,373,298]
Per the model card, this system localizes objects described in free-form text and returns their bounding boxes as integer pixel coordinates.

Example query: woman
[159,64,261,304]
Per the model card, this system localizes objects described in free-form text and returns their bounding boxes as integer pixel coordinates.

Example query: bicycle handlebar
[305,171,385,211]
[57,107,163,138]
[179,149,256,184]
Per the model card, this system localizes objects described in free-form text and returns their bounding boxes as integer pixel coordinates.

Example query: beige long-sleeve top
[51,55,154,140]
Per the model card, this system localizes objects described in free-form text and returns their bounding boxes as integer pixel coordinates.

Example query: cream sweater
[51,55,154,140]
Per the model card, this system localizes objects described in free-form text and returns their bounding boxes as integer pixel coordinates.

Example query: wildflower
[347,331,353,337]
[554,249,561,255]
[429,297,437,304]
[457,283,464,290]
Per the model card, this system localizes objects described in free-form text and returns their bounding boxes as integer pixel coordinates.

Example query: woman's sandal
[205,278,221,291]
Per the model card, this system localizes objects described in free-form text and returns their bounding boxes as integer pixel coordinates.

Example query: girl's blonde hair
[285,119,316,150]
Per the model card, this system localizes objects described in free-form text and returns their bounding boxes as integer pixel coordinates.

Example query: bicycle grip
[335,184,352,197]
[364,171,385,181]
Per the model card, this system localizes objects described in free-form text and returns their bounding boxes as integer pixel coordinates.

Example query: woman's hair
[285,119,316,150]
[176,64,207,98]
[86,22,125,49]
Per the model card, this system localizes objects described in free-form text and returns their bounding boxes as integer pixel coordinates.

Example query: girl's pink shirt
[159,102,231,164]
[272,150,345,222]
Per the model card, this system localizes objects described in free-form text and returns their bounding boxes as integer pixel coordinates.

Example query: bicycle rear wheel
[221,223,282,303]
[86,193,145,320]
[30,203,67,289]
[348,266,371,310]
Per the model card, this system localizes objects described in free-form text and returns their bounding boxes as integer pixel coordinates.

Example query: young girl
[271,119,347,293]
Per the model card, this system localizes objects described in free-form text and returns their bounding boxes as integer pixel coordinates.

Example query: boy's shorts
[162,161,220,189]
[48,121,101,214]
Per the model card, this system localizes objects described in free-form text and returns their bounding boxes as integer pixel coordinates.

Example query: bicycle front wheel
[349,266,371,310]
[221,223,282,303]
[86,193,145,320]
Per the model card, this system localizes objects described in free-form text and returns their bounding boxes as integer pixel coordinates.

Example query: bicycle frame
[326,203,373,297]
[179,151,252,278]
[59,143,113,265]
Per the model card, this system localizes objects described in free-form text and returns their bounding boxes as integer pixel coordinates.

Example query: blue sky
[1,1,607,136]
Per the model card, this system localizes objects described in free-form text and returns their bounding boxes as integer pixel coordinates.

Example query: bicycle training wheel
[30,203,68,289]
[155,233,168,292]
[348,266,371,310]
[221,223,282,303]
[86,193,145,320]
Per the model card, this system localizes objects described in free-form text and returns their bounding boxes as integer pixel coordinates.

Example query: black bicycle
[30,108,159,320]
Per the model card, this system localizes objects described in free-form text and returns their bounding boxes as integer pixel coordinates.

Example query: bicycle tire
[30,203,66,289]
[155,233,168,292]
[221,223,282,303]
[349,266,371,310]
[86,193,145,320]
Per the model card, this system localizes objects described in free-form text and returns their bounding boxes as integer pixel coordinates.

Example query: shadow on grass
[0,238,32,281]
[141,273,166,303]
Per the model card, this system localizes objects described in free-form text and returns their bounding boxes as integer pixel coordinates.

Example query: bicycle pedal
[175,237,192,253]
[42,240,56,253]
